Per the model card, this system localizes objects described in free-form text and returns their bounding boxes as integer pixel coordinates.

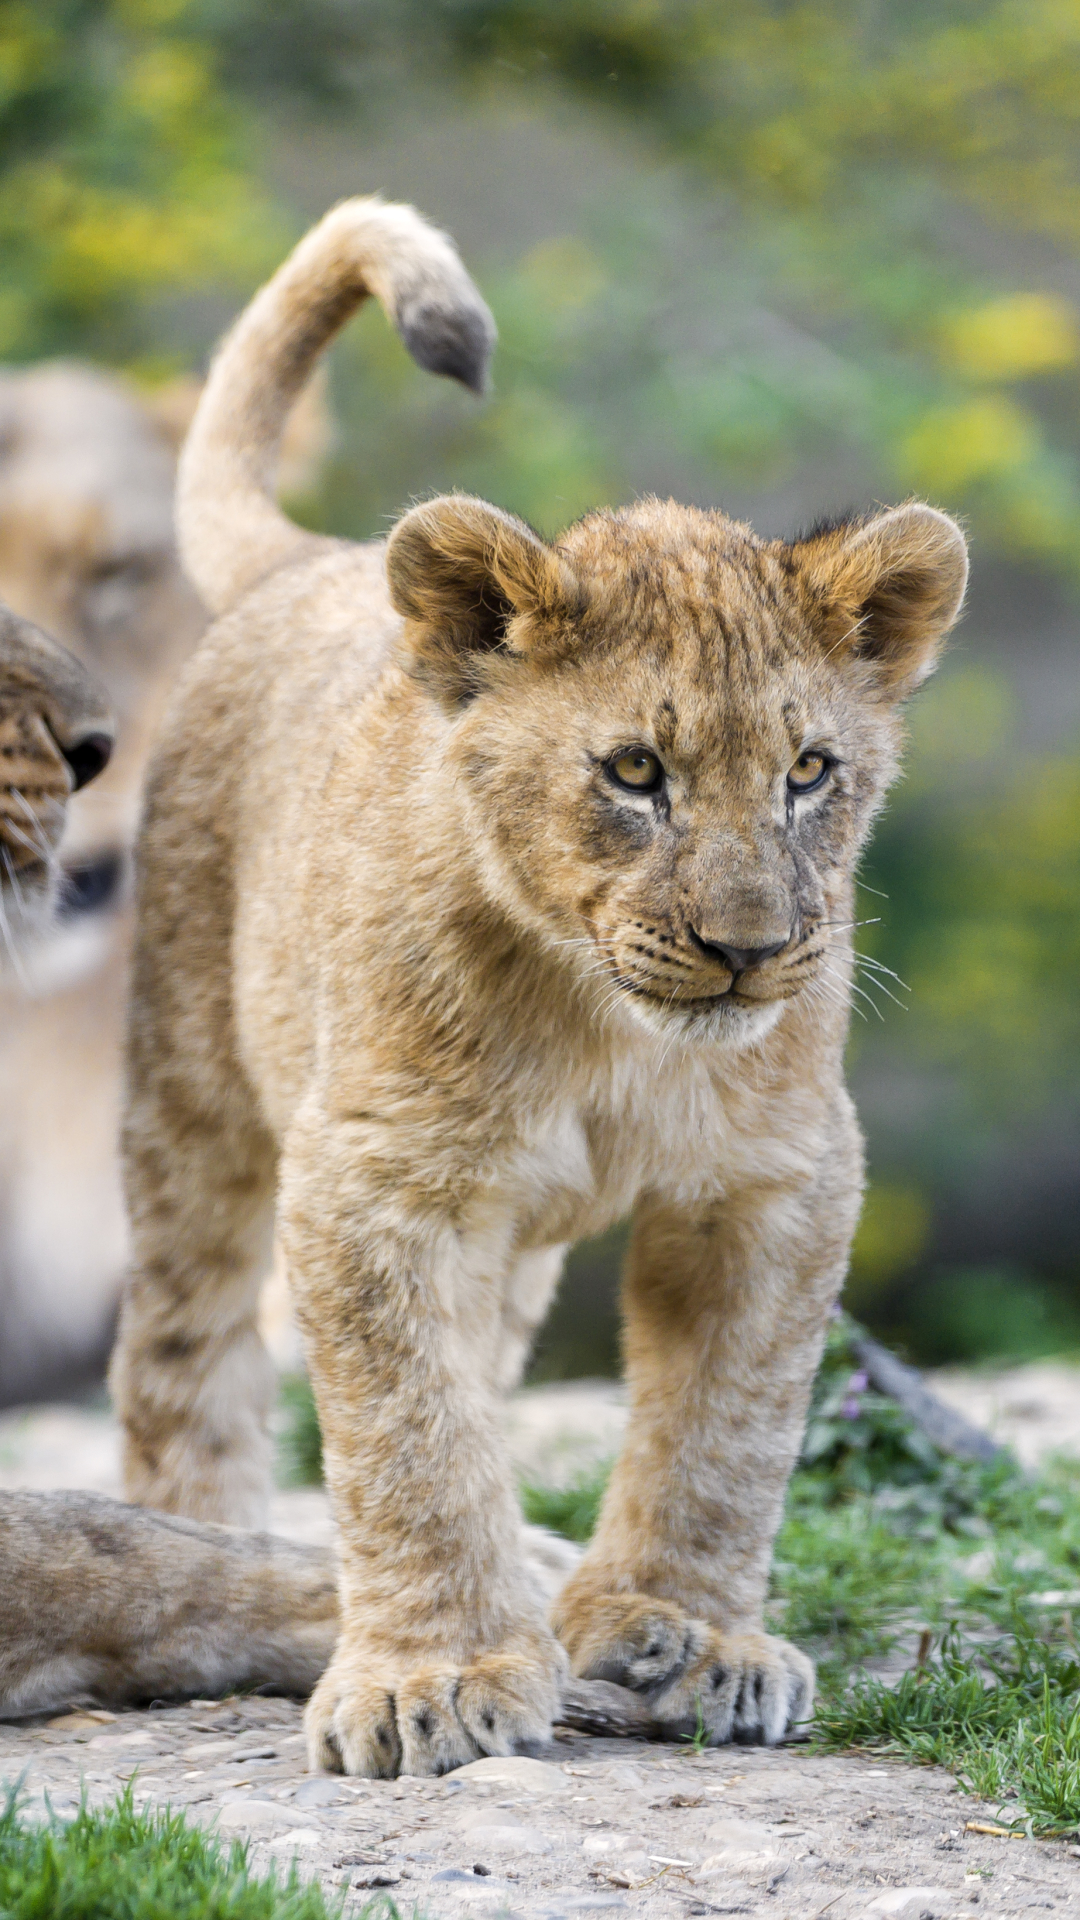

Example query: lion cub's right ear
[386,494,585,705]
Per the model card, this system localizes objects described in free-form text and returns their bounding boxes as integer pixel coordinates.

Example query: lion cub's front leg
[554,1140,861,1746]
[280,1118,566,1777]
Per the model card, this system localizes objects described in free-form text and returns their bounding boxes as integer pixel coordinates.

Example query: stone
[450,1756,568,1794]
[47,1710,116,1732]
[597,1764,643,1789]
[215,1797,283,1835]
[460,1815,553,1854]
[545,1897,627,1912]
[865,1890,955,1917]
[291,1777,348,1808]
[266,1827,323,1852]
[87,1729,156,1752]
[700,1814,782,1871]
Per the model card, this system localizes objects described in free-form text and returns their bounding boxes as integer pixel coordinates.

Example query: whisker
[854,953,910,992]
[853,966,907,1011]
[0,882,29,988]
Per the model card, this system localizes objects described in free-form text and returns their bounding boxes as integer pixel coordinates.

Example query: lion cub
[110,197,967,1777]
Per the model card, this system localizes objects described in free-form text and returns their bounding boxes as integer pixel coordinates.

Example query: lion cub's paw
[558,1595,813,1746]
[305,1635,567,1778]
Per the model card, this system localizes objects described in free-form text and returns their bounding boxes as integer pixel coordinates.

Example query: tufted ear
[386,494,584,703]
[794,503,968,699]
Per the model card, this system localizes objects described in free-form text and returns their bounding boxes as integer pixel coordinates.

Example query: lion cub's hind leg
[111,1066,278,1527]
[110,807,279,1528]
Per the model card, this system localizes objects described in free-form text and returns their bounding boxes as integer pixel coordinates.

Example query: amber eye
[787,750,830,795]
[609,747,664,793]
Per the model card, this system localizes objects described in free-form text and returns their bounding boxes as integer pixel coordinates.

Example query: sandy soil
[2,1380,1079,1916]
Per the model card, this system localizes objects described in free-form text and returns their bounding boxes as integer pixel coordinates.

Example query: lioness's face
[0,604,113,940]
[388,495,967,1046]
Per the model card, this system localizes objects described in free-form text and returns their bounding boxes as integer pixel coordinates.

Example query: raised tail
[176,196,497,616]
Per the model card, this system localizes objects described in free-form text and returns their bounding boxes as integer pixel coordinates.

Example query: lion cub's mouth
[612,973,770,1016]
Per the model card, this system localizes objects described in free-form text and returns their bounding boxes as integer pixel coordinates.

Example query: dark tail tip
[396,297,496,396]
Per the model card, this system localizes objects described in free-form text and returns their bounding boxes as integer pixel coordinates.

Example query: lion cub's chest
[504,1057,738,1252]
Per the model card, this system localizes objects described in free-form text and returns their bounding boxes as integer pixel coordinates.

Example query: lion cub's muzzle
[596,912,809,1017]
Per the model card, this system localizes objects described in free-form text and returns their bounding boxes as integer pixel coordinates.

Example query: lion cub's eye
[609,747,664,793]
[787,750,830,795]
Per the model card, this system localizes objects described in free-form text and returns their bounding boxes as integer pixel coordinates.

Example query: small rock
[351,1868,401,1887]
[47,1710,116,1732]
[291,1777,347,1808]
[700,1815,782,1870]
[461,1818,553,1854]
[267,1827,322,1852]
[451,1755,568,1793]
[548,1897,627,1913]
[87,1729,156,1752]
[215,1797,282,1835]
[598,1764,643,1789]
[865,1892,955,1918]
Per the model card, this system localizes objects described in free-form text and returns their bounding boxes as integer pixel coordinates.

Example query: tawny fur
[110,196,968,1777]
[0,598,112,937]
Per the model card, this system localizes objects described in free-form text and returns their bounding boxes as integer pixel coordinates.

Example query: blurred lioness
[0,364,206,1404]
[0,360,328,1405]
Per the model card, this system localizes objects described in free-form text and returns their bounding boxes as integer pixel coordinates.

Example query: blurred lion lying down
[0,361,326,1406]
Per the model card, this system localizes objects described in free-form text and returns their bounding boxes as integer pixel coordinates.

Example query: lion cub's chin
[621,988,787,1053]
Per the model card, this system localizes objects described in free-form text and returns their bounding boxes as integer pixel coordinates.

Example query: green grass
[277,1321,1080,1836]
[0,1784,355,1919]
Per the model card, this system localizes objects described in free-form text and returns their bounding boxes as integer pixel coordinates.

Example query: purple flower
[840,1370,869,1419]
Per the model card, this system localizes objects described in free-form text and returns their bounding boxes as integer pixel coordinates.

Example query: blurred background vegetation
[6,0,1080,1369]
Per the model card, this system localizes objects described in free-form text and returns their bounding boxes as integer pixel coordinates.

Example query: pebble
[461,1820,554,1854]
[866,1889,956,1916]
[451,1756,568,1794]
[215,1797,282,1834]
[266,1827,323,1852]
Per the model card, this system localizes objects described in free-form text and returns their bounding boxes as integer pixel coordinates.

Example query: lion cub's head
[388,493,966,1047]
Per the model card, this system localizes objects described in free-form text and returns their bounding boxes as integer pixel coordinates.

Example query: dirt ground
[2,1373,1079,1918]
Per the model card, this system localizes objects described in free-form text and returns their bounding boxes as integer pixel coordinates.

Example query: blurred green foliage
[0,0,282,362]
[4,0,1080,1360]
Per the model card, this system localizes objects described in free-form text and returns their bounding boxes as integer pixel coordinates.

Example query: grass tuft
[0,1782,352,1918]
[520,1469,609,1543]
[277,1373,324,1488]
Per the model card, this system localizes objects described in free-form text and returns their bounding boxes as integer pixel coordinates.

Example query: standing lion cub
[110,196,967,1777]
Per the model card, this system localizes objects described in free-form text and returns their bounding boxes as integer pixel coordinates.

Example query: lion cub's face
[388,494,967,1046]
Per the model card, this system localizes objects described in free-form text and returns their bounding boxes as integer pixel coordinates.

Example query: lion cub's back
[134,540,402,1125]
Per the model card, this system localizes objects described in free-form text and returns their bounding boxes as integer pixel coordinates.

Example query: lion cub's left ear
[796,503,968,699]
[386,493,585,704]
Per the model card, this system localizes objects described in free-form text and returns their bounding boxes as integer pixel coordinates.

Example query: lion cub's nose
[689,930,789,975]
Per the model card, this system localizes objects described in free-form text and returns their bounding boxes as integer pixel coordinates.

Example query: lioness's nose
[61,728,113,791]
[690,930,788,974]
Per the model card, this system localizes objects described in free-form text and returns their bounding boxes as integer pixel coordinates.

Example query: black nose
[689,930,788,975]
[62,730,113,791]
